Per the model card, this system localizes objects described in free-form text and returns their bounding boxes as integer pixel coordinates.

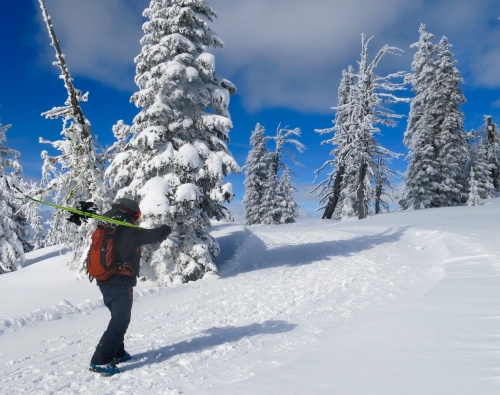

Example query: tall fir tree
[0,121,26,273]
[373,154,398,214]
[402,25,467,209]
[25,181,45,250]
[243,123,271,225]
[269,125,304,224]
[244,124,303,225]
[276,167,300,223]
[433,36,468,205]
[470,116,500,191]
[466,166,481,206]
[316,35,406,220]
[107,0,239,284]
[485,116,500,190]
[259,163,281,225]
[401,24,438,209]
[314,66,356,219]
[466,126,496,200]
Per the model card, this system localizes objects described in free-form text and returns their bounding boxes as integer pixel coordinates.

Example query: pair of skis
[21,195,142,229]
[8,181,179,244]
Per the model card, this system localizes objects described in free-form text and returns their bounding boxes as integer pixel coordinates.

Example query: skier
[89,198,172,375]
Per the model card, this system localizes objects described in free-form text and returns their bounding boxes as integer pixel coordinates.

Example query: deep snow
[1,198,500,394]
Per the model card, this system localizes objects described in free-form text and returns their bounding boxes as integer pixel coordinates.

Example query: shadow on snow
[24,247,71,267]
[120,319,296,371]
[216,225,410,277]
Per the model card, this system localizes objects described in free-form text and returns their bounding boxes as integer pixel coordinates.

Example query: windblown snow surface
[2,198,500,394]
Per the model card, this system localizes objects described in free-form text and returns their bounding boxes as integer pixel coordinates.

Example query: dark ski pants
[90,286,133,365]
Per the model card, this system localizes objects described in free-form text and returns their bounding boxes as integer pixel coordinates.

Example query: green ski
[7,181,180,244]
[20,196,142,229]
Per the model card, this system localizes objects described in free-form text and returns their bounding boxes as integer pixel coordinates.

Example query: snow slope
[1,198,500,394]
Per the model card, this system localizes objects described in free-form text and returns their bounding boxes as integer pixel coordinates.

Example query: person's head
[112,198,141,223]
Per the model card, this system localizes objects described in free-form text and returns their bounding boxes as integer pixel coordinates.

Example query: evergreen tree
[314,66,356,219]
[243,123,271,225]
[269,125,304,224]
[109,0,239,284]
[0,121,25,273]
[401,24,439,209]
[244,123,304,225]
[433,36,468,205]
[484,116,500,190]
[466,166,481,206]
[373,154,398,214]
[25,182,45,250]
[402,25,467,209]
[466,127,495,200]
[270,125,305,177]
[470,116,500,191]
[276,168,300,223]
[260,163,280,225]
[316,35,406,220]
[104,120,133,198]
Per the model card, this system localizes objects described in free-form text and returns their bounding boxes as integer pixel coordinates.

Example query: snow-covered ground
[2,198,500,394]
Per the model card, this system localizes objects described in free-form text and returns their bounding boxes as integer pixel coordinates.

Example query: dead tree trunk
[39,0,90,139]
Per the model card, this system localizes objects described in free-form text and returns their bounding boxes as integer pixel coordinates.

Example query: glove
[158,224,172,234]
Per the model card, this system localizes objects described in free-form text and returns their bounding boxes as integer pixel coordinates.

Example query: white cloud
[209,0,418,113]
[37,0,148,91]
[35,0,500,110]
[471,48,500,88]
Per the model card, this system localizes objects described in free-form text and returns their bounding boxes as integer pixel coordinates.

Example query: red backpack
[86,224,119,282]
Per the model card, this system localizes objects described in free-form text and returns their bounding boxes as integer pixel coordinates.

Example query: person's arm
[135,224,171,246]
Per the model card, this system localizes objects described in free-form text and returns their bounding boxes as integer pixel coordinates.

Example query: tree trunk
[357,162,368,219]
[374,182,382,214]
[322,165,345,219]
[39,0,90,139]
[486,116,500,190]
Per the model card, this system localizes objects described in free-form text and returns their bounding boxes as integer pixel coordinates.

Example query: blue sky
[1,0,500,218]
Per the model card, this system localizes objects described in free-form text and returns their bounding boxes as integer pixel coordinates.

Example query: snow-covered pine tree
[402,25,467,209]
[471,116,500,192]
[108,0,239,284]
[243,123,271,225]
[0,121,26,273]
[259,163,280,225]
[466,128,495,200]
[104,120,133,199]
[401,24,439,210]
[373,153,398,214]
[269,125,304,224]
[316,35,406,220]
[314,66,356,219]
[247,123,304,225]
[433,36,468,205]
[276,167,300,223]
[467,166,481,206]
[484,116,500,190]
[25,182,45,250]
[38,0,110,269]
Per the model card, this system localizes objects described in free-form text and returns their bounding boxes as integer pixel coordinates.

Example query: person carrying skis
[89,197,171,375]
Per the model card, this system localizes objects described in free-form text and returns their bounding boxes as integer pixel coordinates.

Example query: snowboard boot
[89,362,120,376]
[113,351,132,364]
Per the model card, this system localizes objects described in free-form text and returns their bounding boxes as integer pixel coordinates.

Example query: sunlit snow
[1,198,500,394]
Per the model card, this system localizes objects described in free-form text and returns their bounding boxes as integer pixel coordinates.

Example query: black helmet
[112,198,141,219]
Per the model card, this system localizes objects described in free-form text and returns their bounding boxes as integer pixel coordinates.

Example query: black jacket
[97,224,171,288]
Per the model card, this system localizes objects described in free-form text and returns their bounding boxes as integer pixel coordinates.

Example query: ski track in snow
[1,213,500,394]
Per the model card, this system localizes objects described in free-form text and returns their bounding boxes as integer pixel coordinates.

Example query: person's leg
[90,287,133,365]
